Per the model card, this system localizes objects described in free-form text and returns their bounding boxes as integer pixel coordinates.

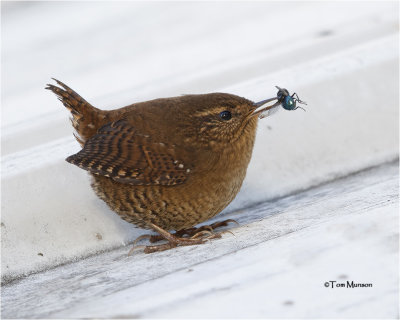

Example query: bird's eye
[219,110,232,121]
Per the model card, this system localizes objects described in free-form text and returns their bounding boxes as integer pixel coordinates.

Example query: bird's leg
[129,219,239,254]
[204,218,239,231]
[133,218,239,244]
[150,218,238,242]
[178,219,239,238]
[143,223,221,254]
[129,222,224,254]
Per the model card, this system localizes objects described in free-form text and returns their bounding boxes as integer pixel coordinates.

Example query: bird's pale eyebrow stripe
[193,107,231,117]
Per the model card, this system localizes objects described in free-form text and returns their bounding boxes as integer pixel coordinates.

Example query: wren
[46,79,299,253]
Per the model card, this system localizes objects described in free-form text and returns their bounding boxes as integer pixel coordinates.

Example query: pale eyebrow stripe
[193,107,232,117]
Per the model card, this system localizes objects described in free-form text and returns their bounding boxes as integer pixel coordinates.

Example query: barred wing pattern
[66,120,191,186]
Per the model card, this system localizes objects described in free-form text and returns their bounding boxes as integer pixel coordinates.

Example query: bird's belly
[90,171,245,231]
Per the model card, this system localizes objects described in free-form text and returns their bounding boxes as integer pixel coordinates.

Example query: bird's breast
[190,128,257,205]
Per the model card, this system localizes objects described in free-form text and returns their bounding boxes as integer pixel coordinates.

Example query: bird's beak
[250,97,281,119]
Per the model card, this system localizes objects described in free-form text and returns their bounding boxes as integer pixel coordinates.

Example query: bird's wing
[66,120,191,186]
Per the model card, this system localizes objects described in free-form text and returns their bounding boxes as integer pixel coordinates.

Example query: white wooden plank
[2,3,399,282]
[1,3,398,316]
[1,161,398,318]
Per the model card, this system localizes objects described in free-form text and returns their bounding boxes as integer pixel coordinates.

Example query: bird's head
[172,93,279,150]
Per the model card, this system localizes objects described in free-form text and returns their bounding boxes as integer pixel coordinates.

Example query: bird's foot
[176,218,238,238]
[144,218,238,243]
[129,220,237,254]
[131,219,238,245]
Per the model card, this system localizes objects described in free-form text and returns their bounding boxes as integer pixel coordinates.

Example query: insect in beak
[252,86,307,119]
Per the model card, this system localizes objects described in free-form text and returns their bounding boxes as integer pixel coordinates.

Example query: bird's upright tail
[46,79,109,146]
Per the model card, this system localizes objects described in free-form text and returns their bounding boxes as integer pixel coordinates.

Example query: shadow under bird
[46,79,305,253]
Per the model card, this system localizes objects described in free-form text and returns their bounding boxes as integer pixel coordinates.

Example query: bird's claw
[128,219,238,254]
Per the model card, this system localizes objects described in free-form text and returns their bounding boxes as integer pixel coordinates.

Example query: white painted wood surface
[2,1,398,283]
[2,162,398,318]
[1,2,399,318]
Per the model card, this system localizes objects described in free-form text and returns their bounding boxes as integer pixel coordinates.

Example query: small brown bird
[46,79,297,253]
